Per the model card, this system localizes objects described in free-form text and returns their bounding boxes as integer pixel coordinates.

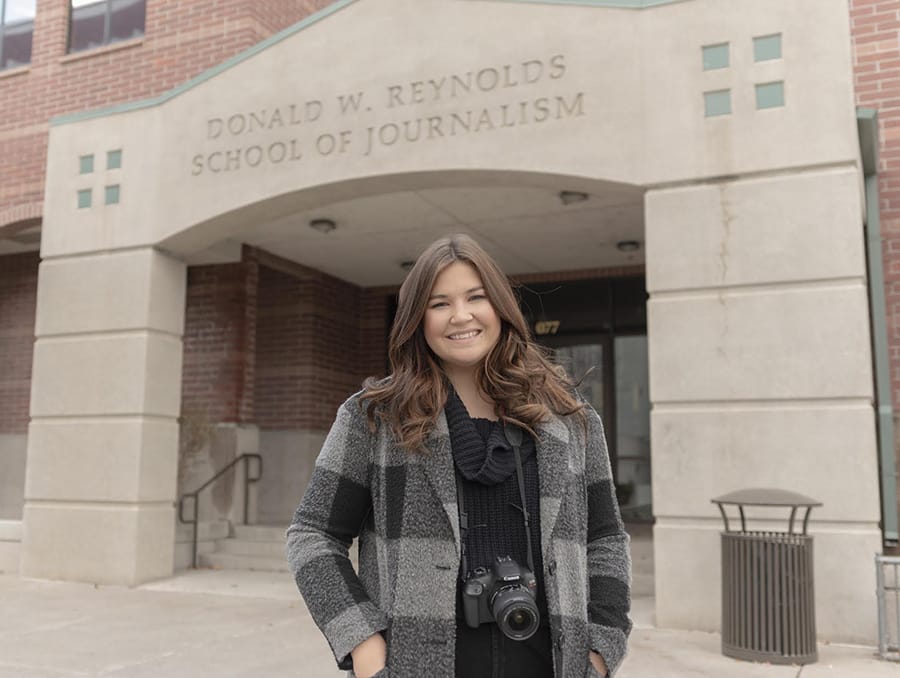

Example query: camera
[462,555,540,640]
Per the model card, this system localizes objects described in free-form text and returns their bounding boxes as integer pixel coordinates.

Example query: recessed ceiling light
[559,191,589,205]
[309,218,336,233]
[616,240,641,252]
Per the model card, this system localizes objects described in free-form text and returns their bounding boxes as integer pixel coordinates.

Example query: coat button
[556,633,565,649]
[548,560,557,575]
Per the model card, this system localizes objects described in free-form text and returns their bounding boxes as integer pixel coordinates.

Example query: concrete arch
[159,169,646,274]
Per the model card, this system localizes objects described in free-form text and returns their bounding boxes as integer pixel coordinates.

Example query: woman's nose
[450,305,473,323]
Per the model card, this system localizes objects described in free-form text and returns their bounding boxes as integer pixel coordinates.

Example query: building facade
[0,0,896,647]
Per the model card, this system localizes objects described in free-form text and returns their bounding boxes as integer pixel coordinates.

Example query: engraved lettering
[306,100,323,122]
[450,112,471,136]
[269,142,287,163]
[428,116,444,138]
[523,59,544,84]
[476,68,499,92]
[268,108,284,130]
[502,65,519,88]
[249,111,267,134]
[474,108,494,132]
[533,97,551,123]
[410,81,425,104]
[428,77,447,101]
[548,54,566,80]
[227,115,246,136]
[388,85,404,108]
[451,73,472,98]
[556,92,584,119]
[207,118,223,140]
[245,146,263,167]
[224,149,241,171]
[338,92,365,114]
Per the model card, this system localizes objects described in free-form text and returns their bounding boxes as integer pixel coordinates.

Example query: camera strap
[505,423,537,579]
[455,422,536,581]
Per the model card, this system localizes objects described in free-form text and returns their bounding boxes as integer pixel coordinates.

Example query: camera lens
[508,609,534,633]
[492,587,540,640]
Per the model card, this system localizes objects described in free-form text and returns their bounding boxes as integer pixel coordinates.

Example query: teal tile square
[105,185,120,205]
[107,149,122,170]
[704,90,731,117]
[756,81,785,109]
[702,43,729,71]
[754,34,782,62]
[79,155,94,174]
[77,189,92,209]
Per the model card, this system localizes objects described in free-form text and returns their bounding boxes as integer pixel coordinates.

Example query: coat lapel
[534,413,571,564]
[422,410,461,556]
[420,409,572,564]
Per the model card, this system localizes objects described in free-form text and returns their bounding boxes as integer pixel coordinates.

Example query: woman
[287,234,631,677]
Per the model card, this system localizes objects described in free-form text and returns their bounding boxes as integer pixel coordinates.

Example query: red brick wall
[253,251,364,431]
[0,253,39,433]
[851,1,900,406]
[0,0,330,221]
[180,259,258,424]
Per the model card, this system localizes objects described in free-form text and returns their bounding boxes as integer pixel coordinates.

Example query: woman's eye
[469,294,485,301]
[430,302,448,309]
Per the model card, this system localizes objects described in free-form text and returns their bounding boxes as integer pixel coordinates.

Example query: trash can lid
[711,488,822,508]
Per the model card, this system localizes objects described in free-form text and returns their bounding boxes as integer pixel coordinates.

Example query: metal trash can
[711,488,822,665]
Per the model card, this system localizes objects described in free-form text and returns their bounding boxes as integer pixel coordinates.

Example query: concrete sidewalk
[0,570,896,677]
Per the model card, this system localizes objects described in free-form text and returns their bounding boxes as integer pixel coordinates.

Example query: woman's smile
[447,329,482,341]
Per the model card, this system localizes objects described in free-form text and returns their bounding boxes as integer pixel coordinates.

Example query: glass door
[613,335,651,521]
[543,333,651,521]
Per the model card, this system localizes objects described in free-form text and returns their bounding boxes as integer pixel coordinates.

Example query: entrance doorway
[521,276,651,522]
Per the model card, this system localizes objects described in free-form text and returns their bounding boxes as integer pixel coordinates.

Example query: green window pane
[105,185,120,205]
[754,34,782,62]
[704,90,731,117]
[702,43,729,71]
[77,189,92,209]
[756,81,785,109]
[107,149,122,169]
[79,155,94,174]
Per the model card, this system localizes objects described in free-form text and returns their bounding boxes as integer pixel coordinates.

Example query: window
[69,0,145,53]
[1,0,36,70]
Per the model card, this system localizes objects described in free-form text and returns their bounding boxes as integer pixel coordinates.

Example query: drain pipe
[859,107,899,545]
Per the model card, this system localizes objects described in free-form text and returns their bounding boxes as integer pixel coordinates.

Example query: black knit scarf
[444,387,533,486]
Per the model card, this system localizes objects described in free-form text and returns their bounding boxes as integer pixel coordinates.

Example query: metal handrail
[177,453,263,568]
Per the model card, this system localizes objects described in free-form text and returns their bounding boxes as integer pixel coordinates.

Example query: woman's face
[423,261,501,374]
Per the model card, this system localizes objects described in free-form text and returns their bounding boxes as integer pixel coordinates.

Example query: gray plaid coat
[286,391,631,677]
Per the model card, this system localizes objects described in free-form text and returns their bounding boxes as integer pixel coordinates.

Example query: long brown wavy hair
[361,233,583,452]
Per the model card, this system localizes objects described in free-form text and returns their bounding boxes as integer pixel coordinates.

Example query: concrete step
[231,525,287,542]
[198,551,290,573]
[175,519,230,543]
[216,538,287,558]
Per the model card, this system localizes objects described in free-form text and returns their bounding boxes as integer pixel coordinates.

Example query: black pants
[454,620,554,678]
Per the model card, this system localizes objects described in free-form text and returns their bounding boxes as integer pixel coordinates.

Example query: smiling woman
[287,234,631,678]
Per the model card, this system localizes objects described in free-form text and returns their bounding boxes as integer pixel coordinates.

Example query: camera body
[462,555,540,640]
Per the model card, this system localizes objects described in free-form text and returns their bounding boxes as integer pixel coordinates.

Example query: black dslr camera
[462,555,540,640]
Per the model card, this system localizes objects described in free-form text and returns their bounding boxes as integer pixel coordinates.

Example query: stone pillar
[21,248,186,585]
[646,167,882,643]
